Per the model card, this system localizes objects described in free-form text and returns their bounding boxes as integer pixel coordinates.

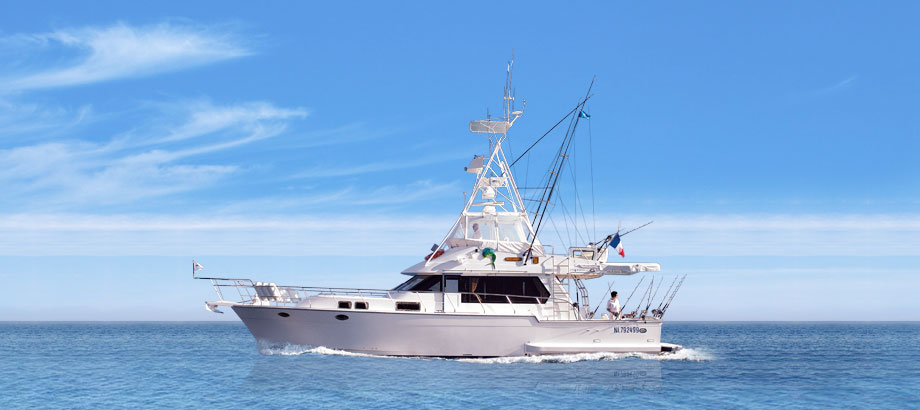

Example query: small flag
[193,260,204,272]
[579,111,591,119]
[611,233,625,258]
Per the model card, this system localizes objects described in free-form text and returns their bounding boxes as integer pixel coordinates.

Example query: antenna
[468,55,524,136]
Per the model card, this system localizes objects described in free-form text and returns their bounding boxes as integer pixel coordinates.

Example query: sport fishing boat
[194,62,685,357]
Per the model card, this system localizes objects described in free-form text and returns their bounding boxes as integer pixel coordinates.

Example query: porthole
[338,301,352,309]
[335,314,349,321]
[278,312,290,317]
[354,301,368,310]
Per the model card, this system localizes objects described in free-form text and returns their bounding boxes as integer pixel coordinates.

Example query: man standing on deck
[606,291,621,319]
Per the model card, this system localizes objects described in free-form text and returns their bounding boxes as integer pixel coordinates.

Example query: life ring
[424,249,445,261]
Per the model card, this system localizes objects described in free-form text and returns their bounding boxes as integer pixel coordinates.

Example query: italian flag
[611,233,625,258]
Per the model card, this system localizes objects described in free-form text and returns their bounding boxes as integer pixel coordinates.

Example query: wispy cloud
[0,21,250,91]
[0,213,453,256]
[155,100,307,144]
[280,122,405,149]
[0,212,916,257]
[0,100,306,209]
[585,213,920,257]
[0,99,93,138]
[213,180,460,213]
[815,75,858,95]
[290,153,469,179]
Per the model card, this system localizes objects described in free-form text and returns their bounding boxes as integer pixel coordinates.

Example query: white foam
[258,341,713,363]
[457,348,713,364]
[258,342,384,358]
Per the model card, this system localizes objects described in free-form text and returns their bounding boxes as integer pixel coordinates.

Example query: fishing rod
[590,280,615,318]
[593,220,654,255]
[642,276,664,318]
[620,220,654,237]
[618,276,645,319]
[633,277,654,317]
[626,277,654,318]
[653,276,679,315]
[658,275,687,319]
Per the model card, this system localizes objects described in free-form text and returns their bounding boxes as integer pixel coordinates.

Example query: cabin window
[444,276,460,293]
[573,248,595,259]
[465,218,494,241]
[460,276,549,304]
[394,275,442,292]
[396,302,421,311]
[354,301,368,310]
[412,276,442,292]
[338,301,352,309]
[496,222,525,242]
[393,276,426,291]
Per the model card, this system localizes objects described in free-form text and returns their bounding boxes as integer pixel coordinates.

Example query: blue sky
[0,1,917,320]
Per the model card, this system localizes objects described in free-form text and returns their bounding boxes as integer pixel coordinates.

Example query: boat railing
[198,276,578,318]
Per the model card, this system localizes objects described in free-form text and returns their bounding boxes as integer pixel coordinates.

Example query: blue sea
[1,322,917,409]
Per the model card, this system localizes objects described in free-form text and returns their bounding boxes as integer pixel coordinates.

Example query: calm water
[1,322,917,409]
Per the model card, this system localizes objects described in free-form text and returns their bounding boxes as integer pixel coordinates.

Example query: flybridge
[422,60,538,264]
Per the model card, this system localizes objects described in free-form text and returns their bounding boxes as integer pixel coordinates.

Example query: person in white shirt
[471,223,482,239]
[606,291,621,320]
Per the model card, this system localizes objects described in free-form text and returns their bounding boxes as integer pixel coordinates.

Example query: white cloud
[290,153,469,179]
[212,180,460,213]
[0,141,238,205]
[1,22,250,91]
[0,212,917,257]
[587,213,920,257]
[0,213,452,256]
[816,75,858,95]
[0,99,93,137]
[155,101,307,144]
[0,100,306,208]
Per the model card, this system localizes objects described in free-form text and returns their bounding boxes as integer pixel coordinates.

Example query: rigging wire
[525,80,594,262]
[555,195,585,245]
[509,97,593,169]
[548,217,569,257]
[565,144,592,245]
[587,106,596,240]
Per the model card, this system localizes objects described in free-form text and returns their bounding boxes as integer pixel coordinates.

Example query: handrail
[200,278,582,319]
[205,279,560,304]
[206,280,549,300]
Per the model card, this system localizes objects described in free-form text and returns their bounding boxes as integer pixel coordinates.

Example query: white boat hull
[233,305,665,357]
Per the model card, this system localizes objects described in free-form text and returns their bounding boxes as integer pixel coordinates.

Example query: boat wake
[258,341,712,363]
[258,341,385,358]
[458,348,712,364]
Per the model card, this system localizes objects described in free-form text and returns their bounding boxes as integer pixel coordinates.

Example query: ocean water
[0,322,917,409]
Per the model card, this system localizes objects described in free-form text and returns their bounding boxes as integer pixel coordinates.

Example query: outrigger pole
[523,79,595,264]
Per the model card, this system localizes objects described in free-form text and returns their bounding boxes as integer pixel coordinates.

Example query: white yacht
[195,63,684,357]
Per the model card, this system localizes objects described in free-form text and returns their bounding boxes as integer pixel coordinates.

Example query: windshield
[393,276,425,291]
